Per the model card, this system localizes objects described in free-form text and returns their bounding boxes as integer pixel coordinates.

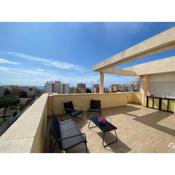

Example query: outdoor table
[88,116,118,147]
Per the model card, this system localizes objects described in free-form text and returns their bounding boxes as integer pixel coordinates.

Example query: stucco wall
[47,93,127,116]
[126,92,142,104]
[0,94,48,153]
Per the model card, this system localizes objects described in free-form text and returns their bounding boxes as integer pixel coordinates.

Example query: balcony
[0,92,175,153]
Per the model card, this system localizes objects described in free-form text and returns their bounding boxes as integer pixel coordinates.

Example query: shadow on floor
[128,110,175,136]
[101,105,141,118]
[97,131,131,153]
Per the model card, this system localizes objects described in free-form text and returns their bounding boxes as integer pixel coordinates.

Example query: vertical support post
[100,71,104,93]
[140,75,149,106]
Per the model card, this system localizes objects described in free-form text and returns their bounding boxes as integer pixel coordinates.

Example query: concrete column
[140,75,149,106]
[100,71,104,93]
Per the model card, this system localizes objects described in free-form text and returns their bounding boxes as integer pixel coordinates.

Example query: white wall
[148,72,175,97]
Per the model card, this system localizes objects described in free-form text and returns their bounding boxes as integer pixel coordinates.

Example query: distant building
[104,88,108,93]
[45,82,53,93]
[54,81,63,94]
[122,81,140,92]
[69,86,80,93]
[122,84,128,92]
[45,81,70,94]
[108,84,121,93]
[4,85,20,95]
[107,82,140,93]
[69,86,75,94]
[0,86,5,96]
[77,83,86,93]
[63,84,69,94]
[21,86,37,97]
[45,81,63,93]
[0,85,37,97]
[92,84,99,93]
[130,81,140,92]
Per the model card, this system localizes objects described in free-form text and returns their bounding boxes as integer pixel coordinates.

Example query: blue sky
[0,22,175,87]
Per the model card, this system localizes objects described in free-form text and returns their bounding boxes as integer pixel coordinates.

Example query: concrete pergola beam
[104,67,137,76]
[125,56,175,76]
[93,27,175,71]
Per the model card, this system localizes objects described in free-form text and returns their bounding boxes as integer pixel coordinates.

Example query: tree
[19,91,28,98]
[4,88,11,95]
[86,88,92,93]
[0,95,20,118]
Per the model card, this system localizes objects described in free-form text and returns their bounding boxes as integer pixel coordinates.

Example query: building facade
[45,81,63,93]
[45,81,70,94]
[77,83,86,93]
[92,84,99,93]
[63,84,70,94]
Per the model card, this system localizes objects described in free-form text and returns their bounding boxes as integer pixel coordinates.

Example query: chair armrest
[65,107,75,112]
[57,133,86,142]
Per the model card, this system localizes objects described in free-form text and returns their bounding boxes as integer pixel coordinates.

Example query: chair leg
[88,120,91,129]
[85,142,88,153]
[114,130,118,141]
[49,134,52,152]
[51,141,56,153]
[49,133,54,152]
[87,111,91,118]
[102,133,105,147]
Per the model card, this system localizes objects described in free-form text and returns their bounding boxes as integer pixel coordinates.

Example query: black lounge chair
[87,100,101,118]
[49,113,88,153]
[63,101,83,120]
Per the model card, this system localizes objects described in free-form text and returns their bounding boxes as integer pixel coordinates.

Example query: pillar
[140,75,149,106]
[100,71,104,93]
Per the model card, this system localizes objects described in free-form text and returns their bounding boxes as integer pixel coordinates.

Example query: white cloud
[0,57,20,65]
[0,66,98,86]
[0,66,8,71]
[35,68,45,72]
[6,51,85,72]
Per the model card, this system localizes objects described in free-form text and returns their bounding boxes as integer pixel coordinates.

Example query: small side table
[88,116,118,147]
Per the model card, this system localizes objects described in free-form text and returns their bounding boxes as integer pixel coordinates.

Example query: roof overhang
[93,27,175,71]
[125,56,175,76]
[104,67,137,76]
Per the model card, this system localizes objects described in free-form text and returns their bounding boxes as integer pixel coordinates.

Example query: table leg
[102,130,118,147]
[88,120,97,129]
[88,120,91,129]
[102,133,105,147]
[114,130,118,141]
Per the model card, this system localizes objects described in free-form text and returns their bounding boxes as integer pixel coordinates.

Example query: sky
[0,22,175,87]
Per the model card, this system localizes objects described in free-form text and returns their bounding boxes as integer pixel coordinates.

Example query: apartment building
[77,83,86,93]
[63,84,69,94]
[45,81,69,94]
[45,81,63,93]
[92,84,99,93]
[108,84,121,93]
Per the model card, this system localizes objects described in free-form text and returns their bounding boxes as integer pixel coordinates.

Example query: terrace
[0,27,175,153]
[0,92,174,153]
[46,100,175,153]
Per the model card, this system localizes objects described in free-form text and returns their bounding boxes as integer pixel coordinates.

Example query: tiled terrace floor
[45,104,175,153]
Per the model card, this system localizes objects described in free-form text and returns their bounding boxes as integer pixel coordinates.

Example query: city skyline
[0,22,175,87]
